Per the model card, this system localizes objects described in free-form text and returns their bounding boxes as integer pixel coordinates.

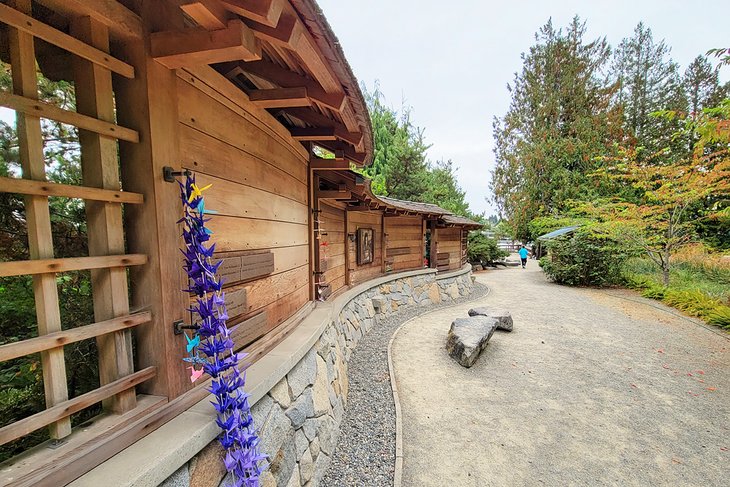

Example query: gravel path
[392,263,730,487]
[321,282,490,487]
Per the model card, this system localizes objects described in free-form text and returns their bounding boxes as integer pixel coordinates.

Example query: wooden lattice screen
[0,0,158,470]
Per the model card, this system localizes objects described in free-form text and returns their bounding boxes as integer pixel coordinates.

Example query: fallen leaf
[707,387,717,392]
[720,447,727,452]
[698,379,705,383]
[696,370,705,375]
[662,364,670,369]
[657,349,665,354]
[630,383,637,389]
[687,373,693,377]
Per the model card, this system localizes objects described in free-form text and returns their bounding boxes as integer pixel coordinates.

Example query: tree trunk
[662,249,671,287]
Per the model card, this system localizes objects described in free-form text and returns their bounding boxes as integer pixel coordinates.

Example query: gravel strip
[321,282,490,487]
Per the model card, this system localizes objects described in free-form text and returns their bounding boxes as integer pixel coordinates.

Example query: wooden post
[312,174,321,297]
[307,148,315,300]
[7,0,71,439]
[71,16,136,413]
[113,0,189,399]
[344,207,350,286]
[429,219,438,269]
[380,212,386,273]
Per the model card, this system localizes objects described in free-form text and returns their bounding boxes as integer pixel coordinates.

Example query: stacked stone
[162,269,478,487]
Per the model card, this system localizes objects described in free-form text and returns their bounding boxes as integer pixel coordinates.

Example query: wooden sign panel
[212,251,275,287]
[387,247,411,257]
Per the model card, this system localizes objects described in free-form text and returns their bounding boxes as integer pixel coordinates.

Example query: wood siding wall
[347,210,383,285]
[319,202,346,294]
[177,67,310,349]
[436,227,463,271]
[385,216,424,272]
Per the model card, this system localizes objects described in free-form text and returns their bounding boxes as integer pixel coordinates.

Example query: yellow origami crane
[187,183,212,203]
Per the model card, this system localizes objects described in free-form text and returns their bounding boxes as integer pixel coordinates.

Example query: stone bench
[468,307,513,332]
[446,317,498,367]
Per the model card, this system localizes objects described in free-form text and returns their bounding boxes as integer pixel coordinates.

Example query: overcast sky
[317,0,730,216]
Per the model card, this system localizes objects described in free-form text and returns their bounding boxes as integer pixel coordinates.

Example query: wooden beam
[0,91,139,142]
[227,60,345,111]
[0,254,147,278]
[0,176,144,204]
[151,19,261,69]
[284,107,363,147]
[7,0,70,440]
[0,3,134,78]
[243,11,301,46]
[72,16,137,414]
[429,220,438,269]
[179,0,229,30]
[249,87,310,108]
[310,157,350,170]
[292,128,337,142]
[316,190,352,200]
[222,0,283,27]
[0,367,156,446]
[0,312,152,363]
[33,0,143,40]
[316,140,368,165]
[241,12,341,93]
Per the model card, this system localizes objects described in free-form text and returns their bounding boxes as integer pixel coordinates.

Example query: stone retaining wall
[160,267,474,487]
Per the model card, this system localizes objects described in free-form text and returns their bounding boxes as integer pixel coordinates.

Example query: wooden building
[0,1,480,485]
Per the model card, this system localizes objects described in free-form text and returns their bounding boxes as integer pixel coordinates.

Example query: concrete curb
[386,282,491,487]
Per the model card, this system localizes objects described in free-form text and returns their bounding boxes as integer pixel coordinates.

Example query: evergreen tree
[683,55,727,116]
[611,23,686,155]
[361,84,476,218]
[490,17,619,239]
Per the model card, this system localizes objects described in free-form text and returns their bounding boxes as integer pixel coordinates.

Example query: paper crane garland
[178,173,266,487]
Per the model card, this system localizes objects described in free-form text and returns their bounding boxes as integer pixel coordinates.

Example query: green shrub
[540,228,634,286]
[663,289,722,318]
[467,231,509,264]
[707,306,730,329]
[641,285,667,300]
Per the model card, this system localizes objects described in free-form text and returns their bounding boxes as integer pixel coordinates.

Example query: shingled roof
[377,196,482,228]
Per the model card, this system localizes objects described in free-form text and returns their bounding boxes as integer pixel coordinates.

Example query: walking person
[518,245,529,269]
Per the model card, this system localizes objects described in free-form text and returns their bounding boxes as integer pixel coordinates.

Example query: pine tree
[490,17,619,239]
[683,55,727,117]
[611,23,686,155]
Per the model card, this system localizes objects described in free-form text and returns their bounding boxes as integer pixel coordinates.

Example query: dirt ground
[391,262,729,487]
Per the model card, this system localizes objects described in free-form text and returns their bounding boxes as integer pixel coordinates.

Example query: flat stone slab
[446,317,498,367]
[468,307,513,331]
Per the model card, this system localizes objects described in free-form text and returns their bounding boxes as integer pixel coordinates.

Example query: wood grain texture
[0,175,143,204]
[319,202,346,294]
[0,312,151,363]
[151,19,260,69]
[0,91,139,142]
[0,367,156,446]
[177,76,307,181]
[179,125,308,203]
[72,16,136,413]
[33,0,143,40]
[206,216,308,251]
[0,3,135,78]
[194,172,307,223]
[347,210,383,286]
[7,0,70,438]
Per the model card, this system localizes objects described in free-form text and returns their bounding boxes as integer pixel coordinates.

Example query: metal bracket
[173,319,200,335]
[47,439,67,450]
[163,166,191,183]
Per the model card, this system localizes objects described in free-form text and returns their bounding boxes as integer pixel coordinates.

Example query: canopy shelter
[537,225,581,241]
[535,225,581,258]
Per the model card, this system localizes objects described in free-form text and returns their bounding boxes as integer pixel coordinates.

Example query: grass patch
[624,247,730,330]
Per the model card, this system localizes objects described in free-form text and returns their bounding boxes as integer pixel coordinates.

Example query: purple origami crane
[179,174,266,487]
